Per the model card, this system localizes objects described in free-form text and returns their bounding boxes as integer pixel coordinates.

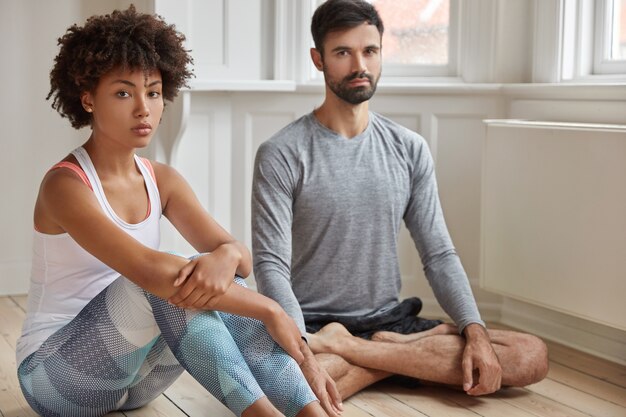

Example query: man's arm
[252,141,344,415]
[403,135,501,394]
[403,136,484,332]
[251,142,308,333]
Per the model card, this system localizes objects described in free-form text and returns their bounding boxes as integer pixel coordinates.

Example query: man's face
[317,23,382,105]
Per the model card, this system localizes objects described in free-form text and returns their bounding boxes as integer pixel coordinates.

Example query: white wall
[1,0,84,295]
[0,0,151,295]
[2,0,625,364]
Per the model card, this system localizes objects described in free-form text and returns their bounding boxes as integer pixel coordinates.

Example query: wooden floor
[1,295,625,417]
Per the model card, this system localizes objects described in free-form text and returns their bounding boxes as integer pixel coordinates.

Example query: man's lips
[348,78,371,87]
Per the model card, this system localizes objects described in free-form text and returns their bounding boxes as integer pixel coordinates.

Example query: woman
[16,6,333,417]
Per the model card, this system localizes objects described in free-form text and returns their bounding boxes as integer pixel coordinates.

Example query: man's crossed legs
[306,304,549,399]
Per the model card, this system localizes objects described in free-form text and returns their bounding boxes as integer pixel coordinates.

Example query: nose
[134,96,150,118]
[352,53,367,73]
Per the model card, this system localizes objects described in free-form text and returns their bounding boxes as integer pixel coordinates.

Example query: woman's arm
[38,168,188,298]
[152,162,252,308]
[38,167,304,360]
[154,162,251,277]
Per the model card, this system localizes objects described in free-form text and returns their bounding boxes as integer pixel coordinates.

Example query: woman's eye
[117,91,130,98]
[149,91,161,98]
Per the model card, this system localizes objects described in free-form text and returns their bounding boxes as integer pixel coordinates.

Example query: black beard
[326,71,379,105]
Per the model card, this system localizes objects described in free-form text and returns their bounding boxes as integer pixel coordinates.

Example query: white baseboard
[499,298,626,366]
[420,294,626,366]
[418,297,502,324]
[0,261,30,295]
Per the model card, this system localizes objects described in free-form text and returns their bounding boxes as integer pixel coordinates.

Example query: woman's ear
[80,92,94,113]
[310,48,324,71]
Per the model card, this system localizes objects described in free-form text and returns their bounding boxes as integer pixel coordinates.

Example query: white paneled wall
[482,121,626,331]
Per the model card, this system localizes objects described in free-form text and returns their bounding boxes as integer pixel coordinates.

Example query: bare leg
[306,323,455,399]
[309,323,548,389]
[315,352,390,399]
[242,397,283,417]
[241,395,328,417]
[295,400,331,417]
[372,322,458,343]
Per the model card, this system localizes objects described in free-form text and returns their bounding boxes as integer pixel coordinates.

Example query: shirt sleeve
[403,137,485,332]
[251,142,307,334]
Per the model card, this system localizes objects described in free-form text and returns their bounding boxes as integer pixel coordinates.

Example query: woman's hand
[168,245,241,309]
[299,341,344,417]
[261,304,306,365]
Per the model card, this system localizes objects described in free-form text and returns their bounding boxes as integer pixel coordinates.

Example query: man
[252,0,548,415]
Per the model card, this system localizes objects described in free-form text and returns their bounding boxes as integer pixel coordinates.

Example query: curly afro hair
[47,5,194,129]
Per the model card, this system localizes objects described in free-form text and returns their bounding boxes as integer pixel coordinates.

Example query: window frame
[593,0,626,74]
[298,0,463,83]
[373,0,460,78]
[557,0,626,82]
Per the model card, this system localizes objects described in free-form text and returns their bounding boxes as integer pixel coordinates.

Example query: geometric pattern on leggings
[18,274,316,417]
[220,278,317,417]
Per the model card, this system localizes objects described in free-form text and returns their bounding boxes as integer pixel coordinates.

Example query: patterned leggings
[17,276,316,417]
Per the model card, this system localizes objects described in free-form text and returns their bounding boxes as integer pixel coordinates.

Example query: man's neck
[313,96,370,139]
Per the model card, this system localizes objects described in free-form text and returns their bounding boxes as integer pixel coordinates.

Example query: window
[559,0,626,81]
[372,0,450,65]
[303,0,460,80]
[369,0,457,77]
[594,0,626,74]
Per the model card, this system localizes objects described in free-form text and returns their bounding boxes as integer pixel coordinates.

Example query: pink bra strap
[139,157,156,183]
[50,161,93,190]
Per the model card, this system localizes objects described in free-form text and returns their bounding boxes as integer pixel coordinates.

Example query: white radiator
[481,120,626,331]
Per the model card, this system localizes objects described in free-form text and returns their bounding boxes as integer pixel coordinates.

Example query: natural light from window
[369,0,450,65]
[610,0,626,59]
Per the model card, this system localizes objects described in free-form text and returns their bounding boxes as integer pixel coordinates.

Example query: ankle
[242,397,284,417]
[295,401,327,417]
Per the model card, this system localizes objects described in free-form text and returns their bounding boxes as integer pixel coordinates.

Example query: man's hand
[299,340,344,417]
[462,323,502,395]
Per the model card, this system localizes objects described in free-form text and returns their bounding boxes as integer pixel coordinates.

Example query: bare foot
[307,322,354,354]
[371,323,458,343]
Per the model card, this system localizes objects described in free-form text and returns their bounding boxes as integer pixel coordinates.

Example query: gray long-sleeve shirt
[252,112,484,334]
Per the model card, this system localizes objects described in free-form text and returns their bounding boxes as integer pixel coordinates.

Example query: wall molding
[500,298,626,366]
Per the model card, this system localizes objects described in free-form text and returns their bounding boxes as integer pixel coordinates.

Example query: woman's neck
[82,136,137,178]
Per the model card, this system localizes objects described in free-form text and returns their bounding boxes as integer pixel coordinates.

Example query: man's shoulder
[255,113,315,172]
[261,113,313,149]
[370,111,427,148]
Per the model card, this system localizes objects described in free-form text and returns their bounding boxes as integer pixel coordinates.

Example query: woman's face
[81,67,164,149]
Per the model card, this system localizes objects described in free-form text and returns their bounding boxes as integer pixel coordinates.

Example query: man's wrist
[463,322,489,341]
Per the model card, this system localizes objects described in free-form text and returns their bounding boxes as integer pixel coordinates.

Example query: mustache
[345,71,373,83]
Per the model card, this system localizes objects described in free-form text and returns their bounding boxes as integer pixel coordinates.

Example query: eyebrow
[331,44,380,52]
[110,79,162,87]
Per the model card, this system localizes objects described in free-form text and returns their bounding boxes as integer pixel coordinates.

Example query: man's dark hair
[311,0,384,55]
[47,5,194,129]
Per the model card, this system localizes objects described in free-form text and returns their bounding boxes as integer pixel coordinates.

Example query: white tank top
[16,147,161,364]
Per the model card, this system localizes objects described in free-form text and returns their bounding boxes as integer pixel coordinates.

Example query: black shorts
[304,297,442,340]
